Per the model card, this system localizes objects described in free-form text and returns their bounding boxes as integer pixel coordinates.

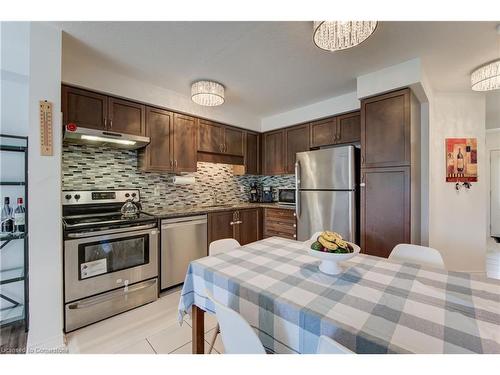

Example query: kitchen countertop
[145,202,295,219]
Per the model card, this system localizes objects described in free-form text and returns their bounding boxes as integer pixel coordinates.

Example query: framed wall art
[445,138,478,182]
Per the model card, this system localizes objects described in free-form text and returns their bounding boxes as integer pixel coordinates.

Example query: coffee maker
[261,186,274,203]
[249,182,260,203]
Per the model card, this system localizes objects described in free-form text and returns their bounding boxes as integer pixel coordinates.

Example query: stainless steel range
[62,189,158,332]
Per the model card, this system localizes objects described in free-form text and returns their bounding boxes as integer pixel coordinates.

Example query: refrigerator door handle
[295,160,301,218]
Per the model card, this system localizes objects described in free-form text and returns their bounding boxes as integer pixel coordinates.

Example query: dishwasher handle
[161,218,207,230]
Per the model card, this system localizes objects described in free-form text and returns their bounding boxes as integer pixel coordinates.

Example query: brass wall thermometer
[39,100,53,156]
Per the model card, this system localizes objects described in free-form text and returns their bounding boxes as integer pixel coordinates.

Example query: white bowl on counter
[305,240,361,275]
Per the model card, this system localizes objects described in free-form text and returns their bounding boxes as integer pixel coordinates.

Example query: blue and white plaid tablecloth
[178,237,500,354]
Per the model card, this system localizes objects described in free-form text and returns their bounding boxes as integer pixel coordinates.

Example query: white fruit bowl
[305,240,361,275]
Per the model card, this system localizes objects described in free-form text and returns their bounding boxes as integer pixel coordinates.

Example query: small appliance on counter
[261,186,274,203]
[278,188,296,206]
[249,182,261,203]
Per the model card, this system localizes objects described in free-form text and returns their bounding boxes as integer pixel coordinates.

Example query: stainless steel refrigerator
[295,145,358,242]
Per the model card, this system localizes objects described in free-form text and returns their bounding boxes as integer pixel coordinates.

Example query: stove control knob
[65,194,72,200]
[74,194,81,200]
[125,193,130,198]
[131,193,137,198]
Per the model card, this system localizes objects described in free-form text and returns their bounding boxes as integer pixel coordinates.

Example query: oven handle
[66,223,158,238]
[67,279,157,310]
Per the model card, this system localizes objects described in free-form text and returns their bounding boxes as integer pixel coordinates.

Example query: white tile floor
[65,287,224,354]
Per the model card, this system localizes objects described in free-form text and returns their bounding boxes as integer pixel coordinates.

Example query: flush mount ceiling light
[191,80,225,106]
[471,25,500,92]
[313,21,377,51]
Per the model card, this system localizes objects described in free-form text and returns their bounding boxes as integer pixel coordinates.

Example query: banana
[322,231,342,242]
[318,235,338,251]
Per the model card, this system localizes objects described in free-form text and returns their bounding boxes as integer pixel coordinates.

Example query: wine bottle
[1,197,14,233]
[457,148,464,174]
[14,198,25,233]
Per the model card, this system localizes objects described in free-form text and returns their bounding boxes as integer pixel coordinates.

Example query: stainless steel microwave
[278,188,295,206]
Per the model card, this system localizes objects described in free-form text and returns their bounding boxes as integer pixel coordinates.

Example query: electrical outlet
[240,186,245,193]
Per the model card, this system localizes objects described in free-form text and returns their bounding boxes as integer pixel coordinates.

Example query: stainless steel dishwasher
[160,215,208,290]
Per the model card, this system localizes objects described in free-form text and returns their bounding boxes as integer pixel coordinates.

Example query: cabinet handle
[174,160,178,168]
[360,183,366,187]
[220,144,224,153]
[109,120,113,128]
[230,221,234,226]
[361,155,365,165]
[104,118,107,128]
[170,160,173,168]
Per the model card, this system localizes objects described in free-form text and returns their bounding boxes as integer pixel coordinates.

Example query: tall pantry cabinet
[360,88,421,258]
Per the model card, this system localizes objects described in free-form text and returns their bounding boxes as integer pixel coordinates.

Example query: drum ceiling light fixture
[470,24,500,92]
[191,80,225,106]
[313,21,377,52]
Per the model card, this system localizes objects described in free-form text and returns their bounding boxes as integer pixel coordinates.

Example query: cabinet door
[224,127,244,156]
[62,85,108,130]
[141,107,174,172]
[361,166,410,258]
[236,209,261,245]
[337,111,361,144]
[245,132,260,175]
[263,130,285,175]
[198,119,223,154]
[285,124,310,174]
[208,211,235,245]
[310,117,336,148]
[173,114,198,173]
[361,89,410,168]
[108,97,146,136]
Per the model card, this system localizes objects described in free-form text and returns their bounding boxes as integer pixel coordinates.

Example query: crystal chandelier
[471,25,500,92]
[471,60,500,91]
[313,21,377,51]
[191,80,225,106]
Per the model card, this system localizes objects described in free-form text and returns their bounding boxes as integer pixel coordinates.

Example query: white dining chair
[316,335,353,354]
[205,289,266,354]
[389,244,445,270]
[207,238,241,353]
[209,238,241,256]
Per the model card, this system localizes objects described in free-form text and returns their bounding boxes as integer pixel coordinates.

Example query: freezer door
[296,146,355,190]
[296,190,355,242]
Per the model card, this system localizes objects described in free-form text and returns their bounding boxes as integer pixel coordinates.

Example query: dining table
[178,237,500,354]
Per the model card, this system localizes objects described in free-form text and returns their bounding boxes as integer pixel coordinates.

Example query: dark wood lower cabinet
[263,208,297,240]
[208,208,262,247]
[360,167,410,258]
[236,209,261,245]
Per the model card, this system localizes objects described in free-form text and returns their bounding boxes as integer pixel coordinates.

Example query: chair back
[205,290,266,354]
[389,244,445,269]
[209,238,241,256]
[317,335,353,354]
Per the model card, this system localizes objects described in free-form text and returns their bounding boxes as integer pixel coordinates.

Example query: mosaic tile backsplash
[62,144,295,210]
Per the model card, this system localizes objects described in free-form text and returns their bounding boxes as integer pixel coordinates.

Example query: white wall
[1,22,66,351]
[428,94,487,272]
[62,50,261,132]
[260,91,359,132]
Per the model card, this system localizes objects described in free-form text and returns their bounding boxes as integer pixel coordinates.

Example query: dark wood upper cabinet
[172,114,198,173]
[361,166,410,258]
[108,97,146,136]
[235,209,261,245]
[310,117,336,148]
[337,111,361,144]
[139,107,174,172]
[62,85,107,130]
[285,124,310,174]
[245,132,260,175]
[262,129,286,175]
[361,88,410,168]
[198,119,223,154]
[224,127,244,156]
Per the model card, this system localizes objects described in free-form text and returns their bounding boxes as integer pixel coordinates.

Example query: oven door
[64,224,158,303]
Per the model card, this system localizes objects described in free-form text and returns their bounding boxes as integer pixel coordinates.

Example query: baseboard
[26,332,67,354]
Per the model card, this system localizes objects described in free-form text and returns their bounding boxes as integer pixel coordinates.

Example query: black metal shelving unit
[0,134,29,331]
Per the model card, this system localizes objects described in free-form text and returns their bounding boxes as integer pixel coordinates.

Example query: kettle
[121,198,140,217]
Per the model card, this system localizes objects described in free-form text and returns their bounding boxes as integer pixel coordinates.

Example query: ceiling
[57,21,499,119]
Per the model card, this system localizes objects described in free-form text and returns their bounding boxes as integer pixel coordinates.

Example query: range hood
[63,124,150,150]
